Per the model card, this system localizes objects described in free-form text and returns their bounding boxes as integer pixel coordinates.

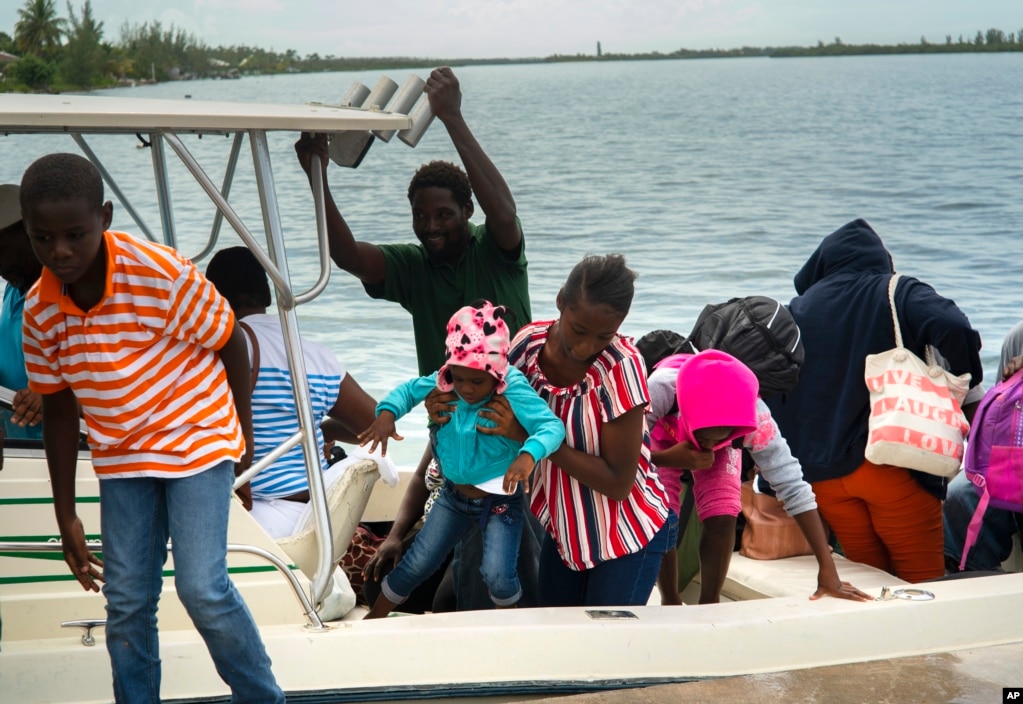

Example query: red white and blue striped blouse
[509,320,668,570]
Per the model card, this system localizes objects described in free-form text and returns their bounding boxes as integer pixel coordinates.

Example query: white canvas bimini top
[0,93,411,134]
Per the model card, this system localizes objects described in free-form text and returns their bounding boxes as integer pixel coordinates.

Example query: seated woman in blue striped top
[205,246,390,540]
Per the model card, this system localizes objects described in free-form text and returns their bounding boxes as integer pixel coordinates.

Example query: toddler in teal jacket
[361,300,564,617]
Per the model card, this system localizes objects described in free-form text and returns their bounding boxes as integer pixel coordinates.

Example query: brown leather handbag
[739,479,813,560]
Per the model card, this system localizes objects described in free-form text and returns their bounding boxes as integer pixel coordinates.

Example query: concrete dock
[514,642,1022,704]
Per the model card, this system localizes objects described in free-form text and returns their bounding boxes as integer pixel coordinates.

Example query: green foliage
[985,28,1006,46]
[0,31,15,53]
[15,0,66,58]
[59,0,105,88]
[771,26,1023,57]
[118,20,202,80]
[10,52,56,87]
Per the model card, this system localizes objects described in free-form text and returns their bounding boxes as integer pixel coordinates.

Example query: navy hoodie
[765,219,983,495]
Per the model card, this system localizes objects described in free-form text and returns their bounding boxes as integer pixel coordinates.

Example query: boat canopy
[0,93,410,134]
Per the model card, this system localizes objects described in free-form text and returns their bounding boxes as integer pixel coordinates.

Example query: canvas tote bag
[863,274,971,477]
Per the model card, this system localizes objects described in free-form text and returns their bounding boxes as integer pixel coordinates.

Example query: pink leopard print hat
[437,300,511,394]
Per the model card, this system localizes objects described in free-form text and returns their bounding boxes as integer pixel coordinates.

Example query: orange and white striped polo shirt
[23,230,244,479]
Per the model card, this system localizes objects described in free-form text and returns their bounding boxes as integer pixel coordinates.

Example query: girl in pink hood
[647,350,758,604]
[648,349,871,606]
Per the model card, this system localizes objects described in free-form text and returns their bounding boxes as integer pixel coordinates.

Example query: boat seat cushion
[276,458,380,577]
[720,552,910,601]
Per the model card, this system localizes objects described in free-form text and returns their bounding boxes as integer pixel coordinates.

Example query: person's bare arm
[426,68,520,253]
[323,374,378,444]
[295,132,388,284]
[793,510,871,601]
[218,322,255,509]
[363,445,432,582]
[548,406,646,501]
[479,394,642,500]
[43,387,103,591]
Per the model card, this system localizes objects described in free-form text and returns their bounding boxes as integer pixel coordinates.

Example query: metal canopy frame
[0,93,413,611]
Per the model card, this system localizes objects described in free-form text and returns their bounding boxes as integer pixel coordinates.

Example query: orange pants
[811,459,943,583]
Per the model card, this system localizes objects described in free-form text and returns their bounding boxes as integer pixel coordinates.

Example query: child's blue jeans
[99,460,284,703]
[382,481,524,607]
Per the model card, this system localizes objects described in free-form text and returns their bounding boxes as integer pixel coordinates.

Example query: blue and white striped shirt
[241,314,345,499]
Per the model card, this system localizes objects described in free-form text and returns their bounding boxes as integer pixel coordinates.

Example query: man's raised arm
[295,133,389,284]
[426,67,521,254]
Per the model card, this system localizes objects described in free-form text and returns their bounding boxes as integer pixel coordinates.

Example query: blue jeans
[537,518,671,607]
[383,482,524,607]
[99,461,284,703]
[451,504,545,610]
[943,470,1020,572]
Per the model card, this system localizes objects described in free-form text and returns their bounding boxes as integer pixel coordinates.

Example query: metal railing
[0,540,329,632]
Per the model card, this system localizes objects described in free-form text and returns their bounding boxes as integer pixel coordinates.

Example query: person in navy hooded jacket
[766,219,983,582]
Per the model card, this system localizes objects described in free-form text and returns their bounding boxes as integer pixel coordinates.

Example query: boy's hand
[358,411,402,456]
[11,388,42,427]
[503,452,535,495]
[60,517,104,592]
[425,388,457,425]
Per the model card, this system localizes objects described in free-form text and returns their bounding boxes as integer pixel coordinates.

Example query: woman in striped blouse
[493,254,671,606]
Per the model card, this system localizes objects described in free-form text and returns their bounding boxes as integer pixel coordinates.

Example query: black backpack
[634,328,695,375]
[687,295,804,398]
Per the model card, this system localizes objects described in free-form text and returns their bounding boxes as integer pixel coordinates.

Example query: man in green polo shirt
[295,66,529,376]
[295,66,536,612]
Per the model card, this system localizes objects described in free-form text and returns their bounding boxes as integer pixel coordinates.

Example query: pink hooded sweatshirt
[648,350,759,515]
[674,349,759,451]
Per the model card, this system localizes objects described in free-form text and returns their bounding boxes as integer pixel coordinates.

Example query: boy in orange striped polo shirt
[20,153,284,703]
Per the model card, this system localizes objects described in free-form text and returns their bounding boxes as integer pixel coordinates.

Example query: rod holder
[364,76,398,113]
[340,81,370,108]
[397,97,435,148]
[374,74,426,142]
[328,80,376,169]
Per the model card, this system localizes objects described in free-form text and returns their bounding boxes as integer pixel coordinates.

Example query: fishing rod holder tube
[397,95,435,148]
[328,81,375,168]
[374,74,426,143]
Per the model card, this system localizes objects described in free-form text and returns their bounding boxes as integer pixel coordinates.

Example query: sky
[2,0,1020,59]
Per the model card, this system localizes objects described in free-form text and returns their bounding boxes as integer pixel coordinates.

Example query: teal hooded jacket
[377,366,565,486]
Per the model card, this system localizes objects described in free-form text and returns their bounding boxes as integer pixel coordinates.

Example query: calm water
[3,54,1021,464]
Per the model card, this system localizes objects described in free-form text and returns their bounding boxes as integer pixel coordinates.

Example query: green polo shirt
[363,220,530,376]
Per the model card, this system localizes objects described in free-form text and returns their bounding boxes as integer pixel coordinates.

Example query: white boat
[1,92,1022,704]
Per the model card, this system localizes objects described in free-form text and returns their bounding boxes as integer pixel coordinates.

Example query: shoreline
[3,44,1022,95]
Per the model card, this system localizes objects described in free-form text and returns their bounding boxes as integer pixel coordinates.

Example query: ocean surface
[2,54,1021,465]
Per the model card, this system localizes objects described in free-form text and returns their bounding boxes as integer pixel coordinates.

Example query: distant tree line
[0,0,459,92]
[772,28,1023,57]
[1,1,1020,93]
